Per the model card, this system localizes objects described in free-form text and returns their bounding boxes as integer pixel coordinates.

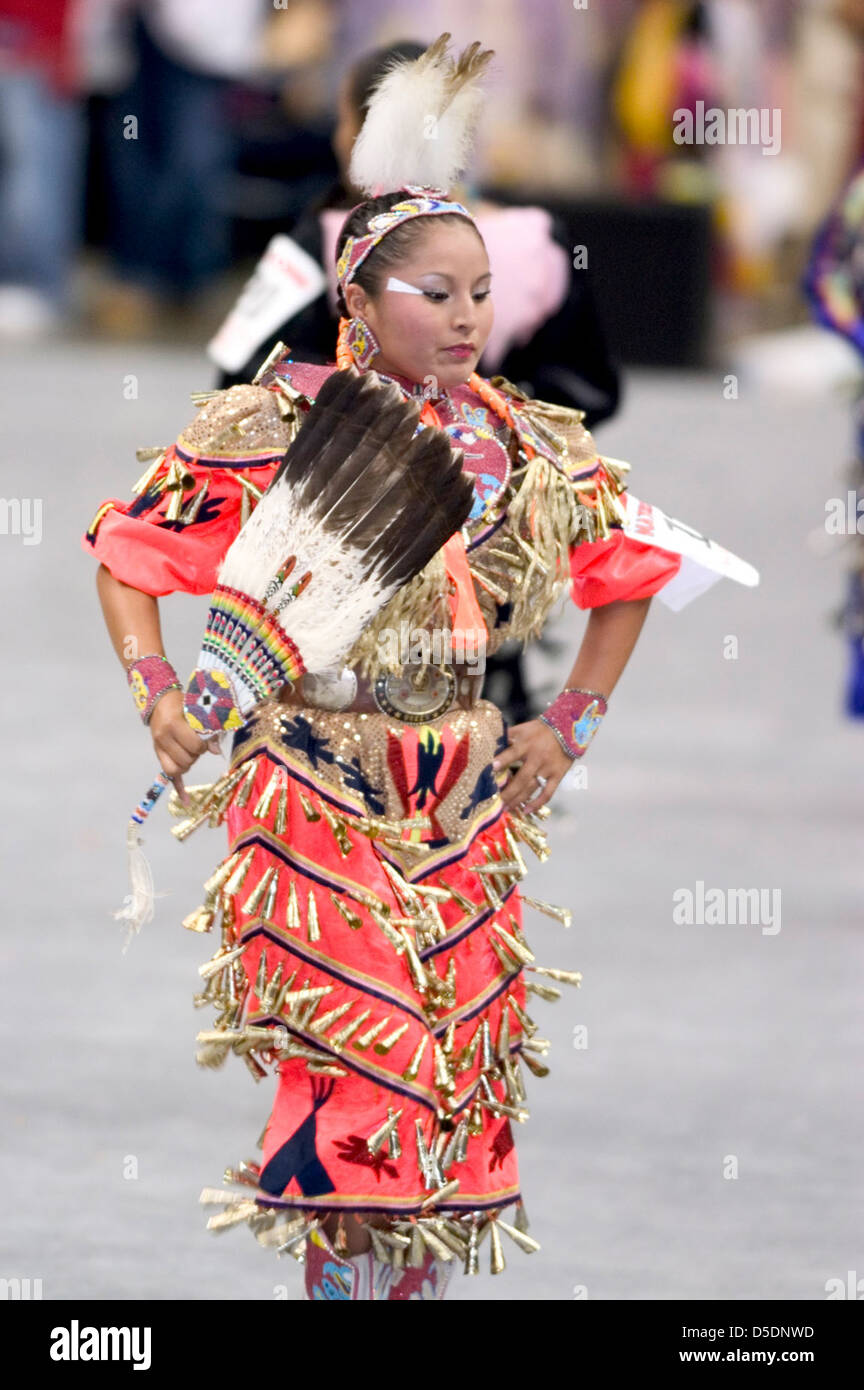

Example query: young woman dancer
[83,37,750,1300]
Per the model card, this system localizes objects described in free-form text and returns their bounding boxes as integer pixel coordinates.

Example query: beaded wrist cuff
[127,654,182,725]
[183,584,306,735]
[540,686,608,760]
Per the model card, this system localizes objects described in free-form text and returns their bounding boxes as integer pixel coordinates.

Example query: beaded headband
[336,185,475,290]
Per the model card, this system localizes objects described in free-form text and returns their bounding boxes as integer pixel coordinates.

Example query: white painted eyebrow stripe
[385,276,424,294]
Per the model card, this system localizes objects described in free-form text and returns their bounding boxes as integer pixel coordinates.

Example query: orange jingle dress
[82,350,681,1274]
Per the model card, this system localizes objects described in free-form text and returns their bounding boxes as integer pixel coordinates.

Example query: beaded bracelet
[126,653,182,725]
[540,686,608,760]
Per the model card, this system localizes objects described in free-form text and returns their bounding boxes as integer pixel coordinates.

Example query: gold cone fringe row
[167,763,582,1275]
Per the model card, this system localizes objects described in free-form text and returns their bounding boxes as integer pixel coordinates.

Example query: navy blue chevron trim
[238,922,430,1031]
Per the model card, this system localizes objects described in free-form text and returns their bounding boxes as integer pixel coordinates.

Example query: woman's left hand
[493,719,573,814]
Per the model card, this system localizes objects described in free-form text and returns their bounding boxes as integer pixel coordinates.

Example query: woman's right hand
[149,689,222,807]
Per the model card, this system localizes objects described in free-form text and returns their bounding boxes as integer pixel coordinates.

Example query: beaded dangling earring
[344,315,380,370]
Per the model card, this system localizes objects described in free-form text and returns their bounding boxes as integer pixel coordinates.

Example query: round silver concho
[299,667,358,711]
[372,665,457,724]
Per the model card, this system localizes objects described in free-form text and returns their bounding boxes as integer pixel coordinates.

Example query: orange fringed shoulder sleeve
[80,384,295,598]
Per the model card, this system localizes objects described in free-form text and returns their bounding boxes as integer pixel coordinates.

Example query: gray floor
[1,341,861,1301]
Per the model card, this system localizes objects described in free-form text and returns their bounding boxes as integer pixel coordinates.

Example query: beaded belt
[275,664,484,724]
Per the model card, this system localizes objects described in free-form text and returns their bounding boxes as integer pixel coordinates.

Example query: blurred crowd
[2,0,864,344]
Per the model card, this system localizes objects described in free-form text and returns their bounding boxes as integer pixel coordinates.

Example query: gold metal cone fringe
[489,1220,506,1274]
[497,1006,511,1061]
[198,942,245,980]
[433,1042,456,1095]
[233,759,259,808]
[370,907,406,953]
[381,858,421,912]
[180,479,210,525]
[284,878,300,930]
[254,948,267,999]
[420,1174,461,1208]
[319,801,353,856]
[444,881,476,916]
[281,983,331,1011]
[498,1218,540,1254]
[408,1222,426,1267]
[525,980,560,1001]
[503,825,528,877]
[252,339,291,385]
[131,450,167,494]
[352,1016,391,1051]
[519,892,572,928]
[402,1034,428,1082]
[507,813,550,862]
[203,851,242,897]
[440,1119,468,1171]
[455,1024,481,1073]
[329,892,363,930]
[490,933,521,974]
[252,768,281,820]
[480,1017,499,1074]
[506,992,536,1035]
[492,920,535,965]
[308,1000,352,1035]
[262,869,280,921]
[366,1106,403,1156]
[373,1021,409,1055]
[305,1060,347,1077]
[274,781,288,835]
[531,965,582,986]
[398,929,428,993]
[223,847,256,897]
[520,1048,550,1078]
[418,1224,454,1262]
[260,961,284,1013]
[328,1008,371,1050]
[182,903,215,934]
[465,1217,480,1274]
[306,888,320,942]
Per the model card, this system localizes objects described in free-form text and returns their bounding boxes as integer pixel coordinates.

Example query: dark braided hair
[335,192,484,317]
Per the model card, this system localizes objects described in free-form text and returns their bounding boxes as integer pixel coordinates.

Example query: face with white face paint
[343,219,494,390]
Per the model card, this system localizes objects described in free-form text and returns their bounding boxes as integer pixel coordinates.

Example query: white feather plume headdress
[348,33,494,198]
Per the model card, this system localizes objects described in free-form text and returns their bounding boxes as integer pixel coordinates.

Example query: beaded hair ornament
[336,186,473,290]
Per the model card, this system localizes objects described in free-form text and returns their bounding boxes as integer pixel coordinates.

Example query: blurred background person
[91,0,272,337]
[802,0,864,720]
[0,0,87,337]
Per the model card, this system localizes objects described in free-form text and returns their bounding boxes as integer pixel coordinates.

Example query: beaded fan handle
[131,770,173,825]
[113,770,174,950]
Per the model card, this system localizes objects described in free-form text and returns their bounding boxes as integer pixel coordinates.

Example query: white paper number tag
[619,488,759,612]
[207,235,327,374]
